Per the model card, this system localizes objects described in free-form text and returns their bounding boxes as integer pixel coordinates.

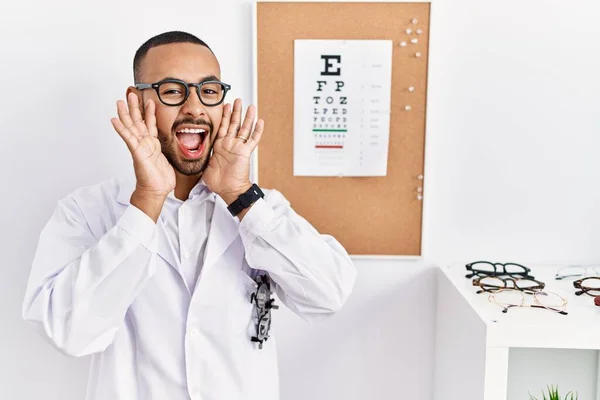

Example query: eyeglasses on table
[555,265,600,280]
[573,277,600,297]
[465,261,534,279]
[488,288,568,315]
[472,276,545,294]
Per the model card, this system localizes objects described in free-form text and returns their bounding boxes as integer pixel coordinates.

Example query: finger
[237,104,257,140]
[111,117,139,153]
[116,100,140,139]
[226,98,243,137]
[145,99,158,138]
[246,118,264,148]
[127,92,148,136]
[217,103,232,139]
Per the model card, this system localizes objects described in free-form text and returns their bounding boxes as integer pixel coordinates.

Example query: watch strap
[227,184,264,216]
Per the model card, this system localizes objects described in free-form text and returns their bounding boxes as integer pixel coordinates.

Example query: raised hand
[110,92,175,221]
[203,98,264,205]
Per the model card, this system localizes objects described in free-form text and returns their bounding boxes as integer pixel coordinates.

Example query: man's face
[136,42,224,176]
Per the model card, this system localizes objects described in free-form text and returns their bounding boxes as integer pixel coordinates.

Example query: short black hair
[133,31,213,83]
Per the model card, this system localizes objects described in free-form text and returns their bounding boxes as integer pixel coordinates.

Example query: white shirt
[161,181,215,293]
[21,177,357,400]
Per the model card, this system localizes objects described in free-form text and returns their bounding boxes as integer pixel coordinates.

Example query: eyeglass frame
[472,275,545,294]
[465,261,533,280]
[134,78,232,107]
[488,288,568,315]
[555,265,600,280]
[573,277,600,297]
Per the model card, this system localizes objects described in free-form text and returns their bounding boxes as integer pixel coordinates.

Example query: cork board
[255,2,430,256]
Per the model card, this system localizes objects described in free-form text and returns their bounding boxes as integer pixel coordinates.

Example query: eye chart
[293,39,393,177]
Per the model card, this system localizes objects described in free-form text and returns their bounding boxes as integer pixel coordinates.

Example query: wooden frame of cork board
[252,1,431,257]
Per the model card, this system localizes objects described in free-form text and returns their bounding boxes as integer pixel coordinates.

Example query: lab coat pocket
[225,264,259,339]
[238,263,259,290]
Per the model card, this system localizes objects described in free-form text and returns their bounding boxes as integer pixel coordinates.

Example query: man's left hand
[203,98,264,205]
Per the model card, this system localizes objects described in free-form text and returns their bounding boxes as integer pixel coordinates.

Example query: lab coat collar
[165,178,214,203]
[115,177,212,205]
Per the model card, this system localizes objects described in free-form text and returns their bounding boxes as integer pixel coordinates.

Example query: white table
[433,262,600,400]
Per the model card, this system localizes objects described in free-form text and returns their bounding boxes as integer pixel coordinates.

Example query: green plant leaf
[529,391,538,400]
[531,385,578,400]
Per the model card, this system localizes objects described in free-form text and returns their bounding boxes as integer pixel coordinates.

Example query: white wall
[2,0,600,399]
[423,0,600,265]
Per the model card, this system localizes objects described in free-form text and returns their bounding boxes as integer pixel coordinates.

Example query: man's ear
[126,86,144,117]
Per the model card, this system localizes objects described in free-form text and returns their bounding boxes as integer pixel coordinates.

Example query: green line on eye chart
[312,129,348,132]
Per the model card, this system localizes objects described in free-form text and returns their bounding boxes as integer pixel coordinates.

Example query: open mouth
[175,127,208,159]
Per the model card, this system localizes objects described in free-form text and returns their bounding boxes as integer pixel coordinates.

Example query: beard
[158,118,215,176]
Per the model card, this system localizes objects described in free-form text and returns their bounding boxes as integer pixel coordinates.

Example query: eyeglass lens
[158,81,225,106]
[534,292,566,309]
[579,278,600,296]
[491,289,523,307]
[470,262,496,273]
[477,276,505,291]
[503,263,528,274]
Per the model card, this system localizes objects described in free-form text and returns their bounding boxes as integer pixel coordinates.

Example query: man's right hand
[111,92,175,222]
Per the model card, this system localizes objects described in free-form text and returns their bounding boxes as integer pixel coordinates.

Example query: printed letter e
[321,55,341,76]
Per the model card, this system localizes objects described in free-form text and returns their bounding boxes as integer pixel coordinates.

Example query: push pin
[416,28,423,35]
[405,105,412,111]
[408,86,415,92]
[411,18,418,24]
[411,38,419,44]
[399,41,407,47]
[406,28,413,34]
[415,52,422,58]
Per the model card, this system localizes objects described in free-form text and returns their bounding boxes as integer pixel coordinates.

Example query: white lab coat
[21,177,357,400]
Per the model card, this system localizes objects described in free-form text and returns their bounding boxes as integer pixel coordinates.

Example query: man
[21,31,356,400]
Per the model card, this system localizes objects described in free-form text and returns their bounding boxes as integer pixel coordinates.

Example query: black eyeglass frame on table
[134,78,232,107]
[465,261,534,279]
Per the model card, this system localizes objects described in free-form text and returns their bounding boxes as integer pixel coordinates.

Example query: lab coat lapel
[203,197,239,274]
[155,217,182,275]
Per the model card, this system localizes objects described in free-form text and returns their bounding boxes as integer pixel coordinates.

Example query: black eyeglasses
[465,261,533,279]
[573,277,600,297]
[135,78,231,107]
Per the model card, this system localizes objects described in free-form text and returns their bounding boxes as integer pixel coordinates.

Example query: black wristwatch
[227,184,264,217]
